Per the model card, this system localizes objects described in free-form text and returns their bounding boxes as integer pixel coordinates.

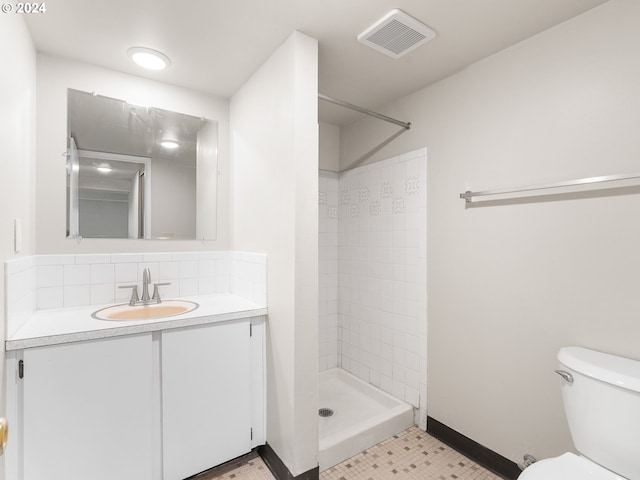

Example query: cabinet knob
[0,418,8,456]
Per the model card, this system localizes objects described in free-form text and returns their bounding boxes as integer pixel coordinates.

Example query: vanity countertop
[6,293,267,351]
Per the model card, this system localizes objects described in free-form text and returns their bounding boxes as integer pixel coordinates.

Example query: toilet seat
[518,452,627,480]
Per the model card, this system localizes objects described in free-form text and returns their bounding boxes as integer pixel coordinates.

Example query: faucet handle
[118,284,139,306]
[152,282,171,303]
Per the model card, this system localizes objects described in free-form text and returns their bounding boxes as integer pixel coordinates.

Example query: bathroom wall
[35,55,230,253]
[0,14,37,479]
[230,31,319,476]
[339,0,640,464]
[319,122,340,172]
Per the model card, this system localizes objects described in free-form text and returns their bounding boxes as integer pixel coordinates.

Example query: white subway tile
[63,285,91,307]
[405,386,419,407]
[143,253,172,262]
[64,265,90,286]
[75,254,111,265]
[37,265,63,288]
[172,252,199,261]
[179,278,198,297]
[198,277,216,295]
[37,255,75,266]
[110,254,143,263]
[37,287,63,309]
[91,264,115,285]
[179,261,198,279]
[90,284,115,305]
[198,260,216,278]
[115,263,137,283]
[5,257,34,274]
[157,261,179,281]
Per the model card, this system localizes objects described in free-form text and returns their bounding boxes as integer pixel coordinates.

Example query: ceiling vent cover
[357,9,436,59]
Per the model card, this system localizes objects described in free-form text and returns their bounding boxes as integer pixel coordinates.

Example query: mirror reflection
[66,89,218,240]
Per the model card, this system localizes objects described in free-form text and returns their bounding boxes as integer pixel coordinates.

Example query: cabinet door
[23,334,153,480]
[162,320,251,480]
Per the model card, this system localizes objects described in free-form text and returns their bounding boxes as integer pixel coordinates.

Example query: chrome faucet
[142,268,152,303]
[118,268,171,306]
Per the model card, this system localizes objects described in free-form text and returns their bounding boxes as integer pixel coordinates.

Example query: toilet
[519,346,640,480]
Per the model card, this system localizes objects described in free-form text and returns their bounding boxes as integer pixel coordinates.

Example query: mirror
[66,89,218,240]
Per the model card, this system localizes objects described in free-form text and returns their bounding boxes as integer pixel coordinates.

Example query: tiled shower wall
[319,171,339,370]
[319,148,427,429]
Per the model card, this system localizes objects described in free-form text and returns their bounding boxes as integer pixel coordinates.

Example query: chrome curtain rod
[318,93,411,130]
[460,172,640,203]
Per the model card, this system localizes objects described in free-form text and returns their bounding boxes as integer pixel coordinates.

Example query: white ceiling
[25,0,609,126]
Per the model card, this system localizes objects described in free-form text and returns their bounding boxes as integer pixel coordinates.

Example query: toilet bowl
[519,452,626,480]
[518,347,640,480]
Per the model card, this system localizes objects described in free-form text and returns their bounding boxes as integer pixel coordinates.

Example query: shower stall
[318,148,427,469]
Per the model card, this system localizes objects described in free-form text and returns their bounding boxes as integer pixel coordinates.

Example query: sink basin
[92,300,199,321]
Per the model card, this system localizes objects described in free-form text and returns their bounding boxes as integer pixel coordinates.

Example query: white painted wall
[0,14,37,479]
[319,122,340,172]
[35,55,230,253]
[230,31,319,476]
[339,0,640,464]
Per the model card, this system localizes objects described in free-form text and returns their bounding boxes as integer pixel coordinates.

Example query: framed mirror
[66,89,218,240]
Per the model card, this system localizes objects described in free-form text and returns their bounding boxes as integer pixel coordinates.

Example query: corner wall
[230,31,319,476]
[339,0,640,463]
[0,14,37,479]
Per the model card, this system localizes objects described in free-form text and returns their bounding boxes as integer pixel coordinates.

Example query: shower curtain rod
[318,93,411,130]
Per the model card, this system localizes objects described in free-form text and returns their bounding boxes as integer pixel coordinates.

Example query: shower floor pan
[318,368,414,470]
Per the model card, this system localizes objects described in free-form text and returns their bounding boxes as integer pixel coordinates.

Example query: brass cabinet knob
[0,418,8,456]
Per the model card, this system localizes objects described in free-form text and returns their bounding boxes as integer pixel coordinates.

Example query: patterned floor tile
[320,427,503,480]
[196,427,504,480]
[192,451,276,480]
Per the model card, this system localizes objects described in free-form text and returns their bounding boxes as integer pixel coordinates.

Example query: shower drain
[318,408,334,417]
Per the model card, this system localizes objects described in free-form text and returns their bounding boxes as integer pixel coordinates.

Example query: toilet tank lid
[558,347,640,393]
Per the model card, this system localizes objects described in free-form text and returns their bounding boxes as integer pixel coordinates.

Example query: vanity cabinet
[162,319,251,480]
[22,334,153,480]
[7,316,266,480]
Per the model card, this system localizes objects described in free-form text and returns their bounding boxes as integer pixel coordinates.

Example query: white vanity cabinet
[21,334,154,480]
[162,319,252,480]
[6,315,266,480]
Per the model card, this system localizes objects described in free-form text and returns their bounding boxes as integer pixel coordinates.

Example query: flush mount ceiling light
[96,163,112,173]
[357,9,436,59]
[128,47,171,70]
[160,139,180,149]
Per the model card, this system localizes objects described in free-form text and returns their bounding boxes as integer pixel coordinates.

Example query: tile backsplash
[5,251,267,338]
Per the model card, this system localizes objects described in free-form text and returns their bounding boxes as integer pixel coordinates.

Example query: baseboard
[426,416,522,480]
[258,443,320,480]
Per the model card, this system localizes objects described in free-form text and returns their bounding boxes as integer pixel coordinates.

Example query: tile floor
[198,426,504,480]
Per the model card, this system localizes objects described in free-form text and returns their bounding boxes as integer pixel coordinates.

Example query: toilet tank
[557,347,640,480]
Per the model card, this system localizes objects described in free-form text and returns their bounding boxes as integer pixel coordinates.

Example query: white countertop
[6,293,268,351]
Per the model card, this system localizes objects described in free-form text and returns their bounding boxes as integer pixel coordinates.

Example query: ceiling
[25,0,609,126]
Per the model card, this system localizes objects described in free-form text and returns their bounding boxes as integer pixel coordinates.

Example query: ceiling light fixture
[128,47,171,70]
[161,139,180,149]
[96,164,112,173]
